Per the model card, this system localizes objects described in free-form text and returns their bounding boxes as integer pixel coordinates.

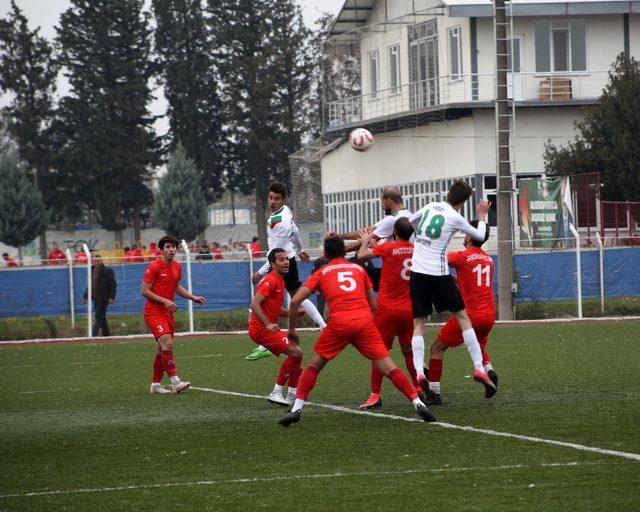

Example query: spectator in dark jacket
[83,254,117,336]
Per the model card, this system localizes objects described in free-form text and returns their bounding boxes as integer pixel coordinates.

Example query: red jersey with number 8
[304,258,373,322]
[448,247,494,317]
[371,240,413,310]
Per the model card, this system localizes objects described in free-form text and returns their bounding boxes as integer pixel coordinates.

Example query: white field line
[2,317,640,345]
[0,461,606,499]
[193,386,640,463]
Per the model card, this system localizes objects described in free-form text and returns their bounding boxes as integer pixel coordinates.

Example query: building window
[387,45,401,95]
[448,26,462,79]
[535,21,586,72]
[368,50,379,99]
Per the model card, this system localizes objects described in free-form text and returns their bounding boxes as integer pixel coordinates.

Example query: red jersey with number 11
[448,247,494,317]
[371,240,413,310]
[304,258,373,322]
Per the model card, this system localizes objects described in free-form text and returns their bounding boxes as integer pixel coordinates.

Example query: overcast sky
[0,0,344,134]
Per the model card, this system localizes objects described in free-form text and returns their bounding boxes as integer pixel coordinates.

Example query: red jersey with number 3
[304,258,373,322]
[143,259,182,314]
[371,241,413,310]
[250,271,285,328]
[448,247,495,317]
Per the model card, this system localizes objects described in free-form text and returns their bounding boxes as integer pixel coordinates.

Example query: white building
[319,0,639,231]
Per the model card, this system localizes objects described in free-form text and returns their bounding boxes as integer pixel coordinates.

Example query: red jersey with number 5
[448,247,495,317]
[143,259,182,314]
[303,258,373,322]
[371,240,413,311]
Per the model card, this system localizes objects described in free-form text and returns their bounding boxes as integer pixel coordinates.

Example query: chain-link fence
[1,231,639,341]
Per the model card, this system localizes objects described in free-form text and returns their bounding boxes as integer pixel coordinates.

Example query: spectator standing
[195,244,213,261]
[48,241,66,265]
[148,242,162,260]
[212,242,224,260]
[250,236,262,258]
[2,253,19,267]
[74,251,88,264]
[130,244,144,262]
[83,254,117,336]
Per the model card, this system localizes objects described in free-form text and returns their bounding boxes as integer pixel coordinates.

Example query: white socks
[292,398,305,412]
[257,345,267,352]
[170,375,181,385]
[462,328,484,371]
[411,335,425,379]
[429,381,441,394]
[301,299,327,329]
[484,363,494,373]
[411,397,423,409]
[273,383,284,394]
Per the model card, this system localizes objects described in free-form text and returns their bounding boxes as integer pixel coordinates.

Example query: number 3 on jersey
[417,209,445,239]
[337,271,356,291]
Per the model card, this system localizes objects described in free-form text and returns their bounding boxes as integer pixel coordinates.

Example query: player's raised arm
[457,201,491,242]
[356,230,377,262]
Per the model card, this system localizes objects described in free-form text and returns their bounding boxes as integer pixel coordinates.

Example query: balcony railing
[325,70,610,130]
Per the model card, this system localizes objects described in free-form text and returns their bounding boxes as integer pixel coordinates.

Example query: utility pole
[494,0,515,319]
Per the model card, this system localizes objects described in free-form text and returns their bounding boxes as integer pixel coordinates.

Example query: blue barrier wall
[1,249,638,318]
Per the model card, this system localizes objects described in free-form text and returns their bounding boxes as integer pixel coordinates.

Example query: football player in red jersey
[355,218,420,409]
[141,235,206,395]
[425,221,498,405]
[279,236,436,426]
[249,248,304,406]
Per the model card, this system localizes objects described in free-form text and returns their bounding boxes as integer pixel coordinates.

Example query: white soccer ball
[349,128,374,152]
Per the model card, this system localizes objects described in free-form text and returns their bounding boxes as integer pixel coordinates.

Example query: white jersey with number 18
[409,201,487,276]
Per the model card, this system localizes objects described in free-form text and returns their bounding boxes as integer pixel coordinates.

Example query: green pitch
[1,322,639,511]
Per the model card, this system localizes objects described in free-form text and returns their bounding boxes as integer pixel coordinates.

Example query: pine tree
[153,0,224,202]
[55,0,158,244]
[0,153,48,262]
[0,1,58,257]
[209,0,312,244]
[154,144,208,241]
[545,54,640,201]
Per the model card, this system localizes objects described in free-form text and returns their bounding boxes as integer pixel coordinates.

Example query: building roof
[442,0,640,17]
[330,0,375,35]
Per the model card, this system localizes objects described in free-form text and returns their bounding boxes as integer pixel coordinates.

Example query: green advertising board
[518,178,573,248]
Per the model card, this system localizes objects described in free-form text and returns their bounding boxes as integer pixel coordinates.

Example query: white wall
[322,105,583,194]
[629,14,640,58]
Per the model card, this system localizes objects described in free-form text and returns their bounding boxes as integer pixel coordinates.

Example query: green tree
[209,0,313,244]
[153,0,224,202]
[545,54,640,201]
[154,144,208,241]
[55,0,158,244]
[0,153,48,262]
[0,1,58,257]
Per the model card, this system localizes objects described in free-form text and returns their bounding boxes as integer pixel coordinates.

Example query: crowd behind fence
[1,233,639,340]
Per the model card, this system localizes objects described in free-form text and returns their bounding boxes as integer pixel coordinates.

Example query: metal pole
[66,249,75,330]
[181,240,194,333]
[494,0,515,320]
[82,243,92,337]
[595,232,605,314]
[569,224,582,319]
[248,244,255,301]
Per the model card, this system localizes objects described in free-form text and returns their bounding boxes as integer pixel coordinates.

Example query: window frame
[447,26,463,81]
[387,44,401,96]
[368,50,380,100]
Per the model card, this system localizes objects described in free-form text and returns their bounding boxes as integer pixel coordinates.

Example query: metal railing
[326,70,610,129]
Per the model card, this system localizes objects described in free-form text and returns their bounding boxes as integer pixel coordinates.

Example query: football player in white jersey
[246,182,327,361]
[409,180,496,397]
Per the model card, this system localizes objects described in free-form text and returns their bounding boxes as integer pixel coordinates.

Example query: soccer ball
[349,128,374,152]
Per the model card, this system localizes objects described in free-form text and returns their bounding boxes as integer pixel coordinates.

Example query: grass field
[1,321,639,511]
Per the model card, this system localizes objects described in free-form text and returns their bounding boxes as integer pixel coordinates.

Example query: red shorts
[374,304,413,349]
[314,317,389,361]
[437,314,494,348]
[248,325,290,356]
[144,311,175,339]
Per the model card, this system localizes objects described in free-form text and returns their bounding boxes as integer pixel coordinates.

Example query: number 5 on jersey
[337,271,356,291]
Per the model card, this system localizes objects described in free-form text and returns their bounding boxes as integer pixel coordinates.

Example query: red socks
[152,353,164,382]
[403,350,419,386]
[295,365,320,401]
[161,350,178,378]
[370,363,384,394]
[387,368,418,401]
[276,355,302,387]
[428,358,443,383]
